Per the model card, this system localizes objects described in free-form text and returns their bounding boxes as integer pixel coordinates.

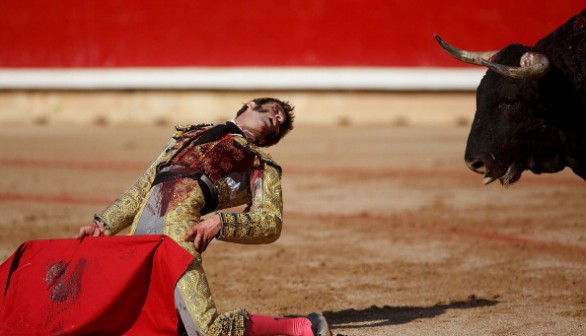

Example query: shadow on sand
[323,296,498,332]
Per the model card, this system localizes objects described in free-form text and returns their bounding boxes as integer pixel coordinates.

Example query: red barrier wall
[0,1,583,68]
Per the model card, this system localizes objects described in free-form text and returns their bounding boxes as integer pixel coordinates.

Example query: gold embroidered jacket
[95,124,283,244]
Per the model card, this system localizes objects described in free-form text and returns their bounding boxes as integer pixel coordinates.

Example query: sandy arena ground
[0,124,585,335]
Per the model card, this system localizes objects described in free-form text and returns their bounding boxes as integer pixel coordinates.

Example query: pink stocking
[245,314,313,336]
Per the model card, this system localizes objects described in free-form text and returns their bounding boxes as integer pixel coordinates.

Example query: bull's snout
[465,154,494,175]
[466,159,486,174]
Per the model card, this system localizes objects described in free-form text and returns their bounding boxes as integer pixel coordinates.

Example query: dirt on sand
[1,124,585,335]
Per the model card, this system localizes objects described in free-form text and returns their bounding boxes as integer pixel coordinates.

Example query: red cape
[0,235,193,335]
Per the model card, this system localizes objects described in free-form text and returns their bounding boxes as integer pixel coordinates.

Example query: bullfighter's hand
[184,214,222,253]
[75,222,108,239]
[75,220,111,239]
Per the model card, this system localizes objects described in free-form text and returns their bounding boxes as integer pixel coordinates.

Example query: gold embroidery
[94,125,282,335]
[160,184,247,335]
[216,178,251,210]
[96,138,178,235]
[217,163,283,244]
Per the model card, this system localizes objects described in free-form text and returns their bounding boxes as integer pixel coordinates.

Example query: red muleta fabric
[0,235,193,335]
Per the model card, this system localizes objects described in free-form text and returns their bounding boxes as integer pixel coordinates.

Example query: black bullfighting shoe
[306,312,332,336]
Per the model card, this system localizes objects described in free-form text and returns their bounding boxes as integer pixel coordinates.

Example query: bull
[435,9,586,186]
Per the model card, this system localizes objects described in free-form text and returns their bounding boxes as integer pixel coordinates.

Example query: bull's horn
[434,34,498,66]
[479,51,550,79]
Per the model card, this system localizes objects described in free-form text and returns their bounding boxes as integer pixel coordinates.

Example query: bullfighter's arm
[94,138,176,235]
[216,162,283,244]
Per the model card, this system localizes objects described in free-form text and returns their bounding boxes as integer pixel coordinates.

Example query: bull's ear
[479,51,549,79]
[434,34,498,66]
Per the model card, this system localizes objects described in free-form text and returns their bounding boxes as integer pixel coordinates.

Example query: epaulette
[248,144,283,175]
[173,123,214,138]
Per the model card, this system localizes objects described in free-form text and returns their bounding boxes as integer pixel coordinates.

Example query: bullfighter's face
[235,102,286,146]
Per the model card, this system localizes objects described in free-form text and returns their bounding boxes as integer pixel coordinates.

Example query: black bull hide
[437,9,586,186]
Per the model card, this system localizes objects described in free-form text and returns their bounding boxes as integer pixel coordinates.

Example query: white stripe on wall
[0,67,484,91]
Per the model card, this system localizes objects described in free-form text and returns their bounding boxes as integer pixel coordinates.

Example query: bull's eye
[499,100,523,121]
